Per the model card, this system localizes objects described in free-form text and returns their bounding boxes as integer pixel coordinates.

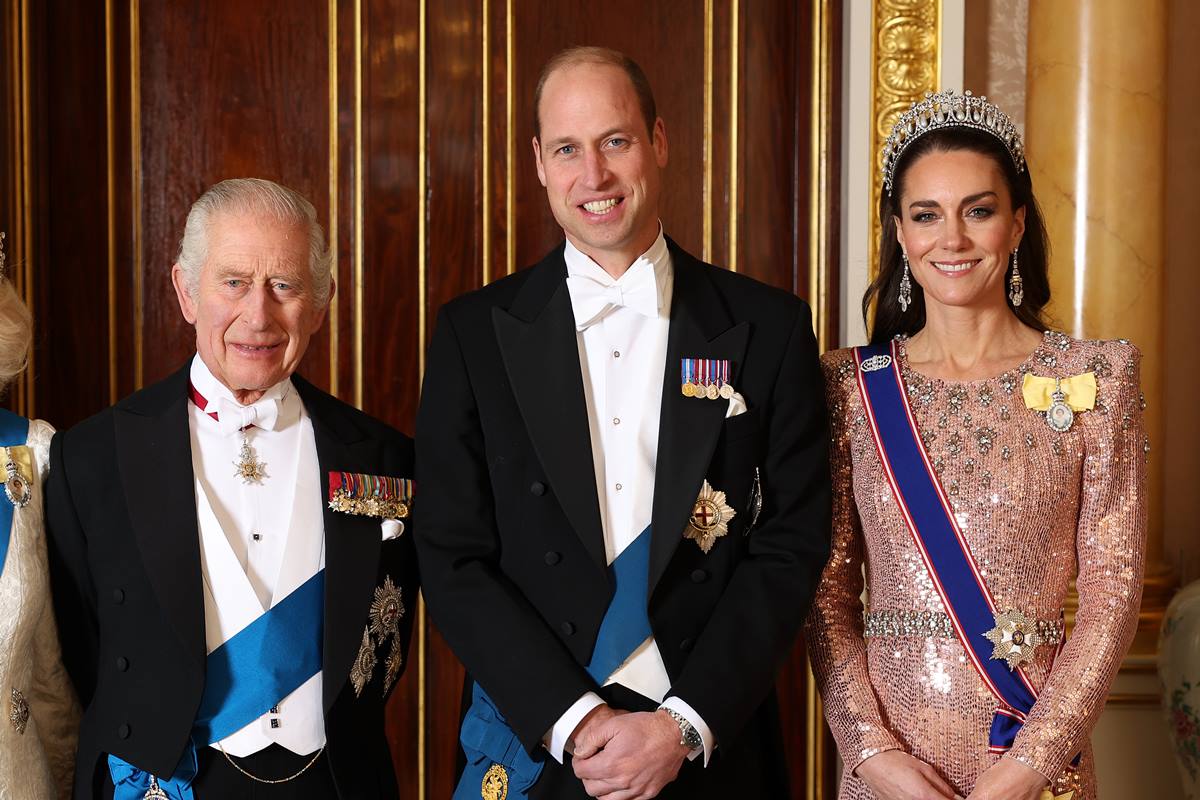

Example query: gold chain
[215,743,325,785]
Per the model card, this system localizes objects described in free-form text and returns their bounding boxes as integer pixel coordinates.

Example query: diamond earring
[899,252,913,312]
[1008,249,1024,307]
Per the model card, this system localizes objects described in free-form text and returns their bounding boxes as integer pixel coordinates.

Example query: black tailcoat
[414,240,831,797]
[45,364,417,800]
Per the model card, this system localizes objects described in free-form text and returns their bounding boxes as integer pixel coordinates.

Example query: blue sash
[454,525,654,800]
[0,408,30,579]
[854,342,1042,755]
[108,569,325,799]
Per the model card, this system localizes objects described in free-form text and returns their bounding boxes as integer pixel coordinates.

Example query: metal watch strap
[659,707,703,751]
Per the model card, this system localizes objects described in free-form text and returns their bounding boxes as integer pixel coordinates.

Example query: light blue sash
[108,569,325,799]
[0,408,29,579]
[454,525,653,800]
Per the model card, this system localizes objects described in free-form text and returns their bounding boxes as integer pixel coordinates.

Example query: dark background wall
[1,1,840,796]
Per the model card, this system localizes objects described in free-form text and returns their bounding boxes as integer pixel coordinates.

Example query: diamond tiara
[882,90,1025,195]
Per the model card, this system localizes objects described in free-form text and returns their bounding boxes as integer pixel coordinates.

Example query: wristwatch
[659,707,703,751]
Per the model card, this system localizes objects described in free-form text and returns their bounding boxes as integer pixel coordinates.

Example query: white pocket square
[381,519,405,541]
[725,392,747,419]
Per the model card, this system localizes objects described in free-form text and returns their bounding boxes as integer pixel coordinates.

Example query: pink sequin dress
[805,332,1147,799]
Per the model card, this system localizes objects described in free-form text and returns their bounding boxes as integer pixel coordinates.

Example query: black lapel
[493,245,607,571]
[649,242,750,592]
[114,364,206,664]
[293,376,383,711]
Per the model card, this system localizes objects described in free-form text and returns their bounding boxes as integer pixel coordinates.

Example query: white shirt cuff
[660,695,716,765]
[544,692,605,764]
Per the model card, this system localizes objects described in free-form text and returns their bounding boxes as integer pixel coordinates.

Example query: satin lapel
[294,378,383,711]
[649,246,749,592]
[493,250,607,570]
[114,365,206,663]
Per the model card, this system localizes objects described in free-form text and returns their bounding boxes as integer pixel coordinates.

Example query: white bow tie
[565,261,659,331]
[215,396,281,436]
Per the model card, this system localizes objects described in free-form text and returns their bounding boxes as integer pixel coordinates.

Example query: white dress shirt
[187,355,326,757]
[546,231,715,765]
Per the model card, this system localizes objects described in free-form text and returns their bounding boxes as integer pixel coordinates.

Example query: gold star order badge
[684,480,736,554]
[481,763,508,800]
[984,608,1043,671]
[369,577,405,640]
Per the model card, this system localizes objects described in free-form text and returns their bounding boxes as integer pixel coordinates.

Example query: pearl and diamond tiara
[881,90,1025,195]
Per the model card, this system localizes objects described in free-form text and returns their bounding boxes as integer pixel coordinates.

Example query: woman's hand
[965,757,1048,800]
[855,750,958,800]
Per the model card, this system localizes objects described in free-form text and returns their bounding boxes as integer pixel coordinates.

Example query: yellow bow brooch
[1022,372,1096,433]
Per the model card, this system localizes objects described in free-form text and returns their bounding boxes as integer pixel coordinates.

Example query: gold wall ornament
[869,0,940,282]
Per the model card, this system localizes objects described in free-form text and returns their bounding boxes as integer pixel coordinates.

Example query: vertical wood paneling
[29,0,111,424]
[6,3,840,797]
[137,0,331,386]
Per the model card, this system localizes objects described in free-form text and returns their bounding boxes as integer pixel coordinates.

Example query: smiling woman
[807,90,1148,800]
[865,115,1051,346]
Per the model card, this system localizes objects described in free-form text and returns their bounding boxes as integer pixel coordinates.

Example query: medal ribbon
[454,525,654,800]
[853,342,1051,756]
[0,408,30,578]
[329,472,413,504]
[107,571,325,800]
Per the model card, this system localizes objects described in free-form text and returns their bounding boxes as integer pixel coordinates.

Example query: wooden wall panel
[4,1,840,797]
[29,0,111,423]
[507,1,708,270]
[137,0,332,387]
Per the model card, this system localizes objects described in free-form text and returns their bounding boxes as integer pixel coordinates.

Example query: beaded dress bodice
[805,333,1147,799]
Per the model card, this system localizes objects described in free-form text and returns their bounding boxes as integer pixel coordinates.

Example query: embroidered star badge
[684,480,736,554]
[984,608,1043,670]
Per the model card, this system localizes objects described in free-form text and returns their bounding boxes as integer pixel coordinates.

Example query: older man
[46,179,417,799]
[416,47,830,799]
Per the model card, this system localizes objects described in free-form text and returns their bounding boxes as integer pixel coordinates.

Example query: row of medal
[681,358,734,400]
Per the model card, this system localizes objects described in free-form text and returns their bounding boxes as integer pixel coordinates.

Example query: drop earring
[899,252,913,312]
[1008,249,1024,307]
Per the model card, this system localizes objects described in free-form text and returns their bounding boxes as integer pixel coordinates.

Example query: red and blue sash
[854,341,1042,755]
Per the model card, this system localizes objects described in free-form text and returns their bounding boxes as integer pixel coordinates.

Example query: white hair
[0,277,32,397]
[176,178,332,305]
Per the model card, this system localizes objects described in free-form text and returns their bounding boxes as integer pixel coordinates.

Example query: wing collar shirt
[549,229,715,764]
[187,355,327,757]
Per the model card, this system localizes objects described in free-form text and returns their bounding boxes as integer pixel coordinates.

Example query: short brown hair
[533,46,657,139]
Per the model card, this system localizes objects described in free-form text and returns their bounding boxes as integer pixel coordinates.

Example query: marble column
[1025,1,1174,654]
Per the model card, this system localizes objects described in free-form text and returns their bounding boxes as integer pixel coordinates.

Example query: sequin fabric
[805,333,1147,799]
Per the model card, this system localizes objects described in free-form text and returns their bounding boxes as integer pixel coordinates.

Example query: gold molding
[7,0,31,416]
[19,0,32,414]
[504,0,514,276]
[702,0,713,263]
[353,0,363,409]
[328,0,339,397]
[131,0,143,390]
[868,0,940,281]
[809,0,833,354]
[727,0,739,272]
[1105,693,1161,708]
[417,1,428,796]
[105,0,117,404]
[805,664,830,800]
[481,0,490,286]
